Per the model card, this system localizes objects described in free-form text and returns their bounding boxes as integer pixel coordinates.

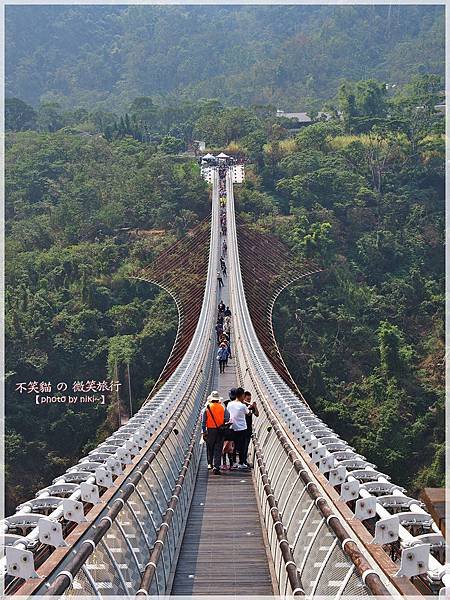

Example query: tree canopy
[5,64,444,510]
[6,5,444,111]
[5,130,209,514]
[231,76,444,492]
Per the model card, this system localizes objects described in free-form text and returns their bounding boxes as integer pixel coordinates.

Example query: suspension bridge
[2,165,448,598]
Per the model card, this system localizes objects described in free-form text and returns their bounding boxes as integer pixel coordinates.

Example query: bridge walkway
[169,254,275,595]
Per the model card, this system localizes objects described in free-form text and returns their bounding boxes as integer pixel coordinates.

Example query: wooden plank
[170,462,274,595]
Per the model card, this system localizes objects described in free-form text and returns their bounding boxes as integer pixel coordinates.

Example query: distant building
[276,109,312,124]
[194,140,206,152]
[414,103,446,115]
[200,153,216,166]
[317,111,335,121]
[191,140,206,156]
[216,152,230,164]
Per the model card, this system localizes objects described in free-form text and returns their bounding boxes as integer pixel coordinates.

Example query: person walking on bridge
[217,271,224,288]
[227,387,250,469]
[217,342,228,373]
[202,391,230,474]
[222,240,227,256]
[215,321,224,343]
[219,333,231,364]
[243,391,258,466]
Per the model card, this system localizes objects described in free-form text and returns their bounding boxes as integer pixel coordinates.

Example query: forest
[6,5,444,111]
[235,76,445,493]
[5,67,444,511]
[5,132,209,513]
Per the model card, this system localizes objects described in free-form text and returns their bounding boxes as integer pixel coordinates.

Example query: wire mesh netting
[314,545,355,597]
[301,521,336,593]
[82,540,128,596]
[342,569,371,596]
[65,565,97,596]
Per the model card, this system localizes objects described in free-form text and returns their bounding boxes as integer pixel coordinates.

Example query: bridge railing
[48,368,209,597]
[4,173,221,596]
[226,169,449,595]
[225,170,403,597]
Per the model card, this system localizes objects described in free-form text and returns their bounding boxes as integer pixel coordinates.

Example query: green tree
[355,79,388,118]
[290,214,334,261]
[5,97,36,131]
[159,135,185,154]
[390,74,444,154]
[378,321,413,377]
[36,102,64,132]
[338,82,357,133]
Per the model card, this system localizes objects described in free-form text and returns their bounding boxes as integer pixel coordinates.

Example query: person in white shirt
[226,387,249,469]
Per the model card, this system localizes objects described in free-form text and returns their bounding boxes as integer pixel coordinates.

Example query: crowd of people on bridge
[219,168,228,255]
[201,387,259,475]
[219,174,227,236]
[216,301,232,373]
[215,165,230,371]
[202,163,259,475]
[216,173,228,287]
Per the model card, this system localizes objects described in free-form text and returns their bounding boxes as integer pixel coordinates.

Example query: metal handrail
[40,355,210,596]
[224,169,448,593]
[3,172,221,593]
[136,419,202,596]
[252,432,305,596]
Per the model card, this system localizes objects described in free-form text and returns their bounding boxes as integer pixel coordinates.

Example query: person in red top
[201,391,230,474]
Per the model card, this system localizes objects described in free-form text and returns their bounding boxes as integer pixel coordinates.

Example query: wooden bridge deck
[169,260,275,595]
[169,450,275,595]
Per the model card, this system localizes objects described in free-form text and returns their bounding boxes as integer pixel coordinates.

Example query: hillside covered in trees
[6,5,444,111]
[5,133,209,513]
[5,74,444,508]
[5,0,444,512]
[232,77,445,493]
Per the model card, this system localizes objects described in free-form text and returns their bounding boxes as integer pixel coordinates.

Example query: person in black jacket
[242,391,259,466]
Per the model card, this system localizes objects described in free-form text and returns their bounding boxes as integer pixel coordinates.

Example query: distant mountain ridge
[6,5,444,110]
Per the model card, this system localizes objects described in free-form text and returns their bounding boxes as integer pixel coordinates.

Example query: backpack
[217,347,227,361]
[207,404,231,431]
